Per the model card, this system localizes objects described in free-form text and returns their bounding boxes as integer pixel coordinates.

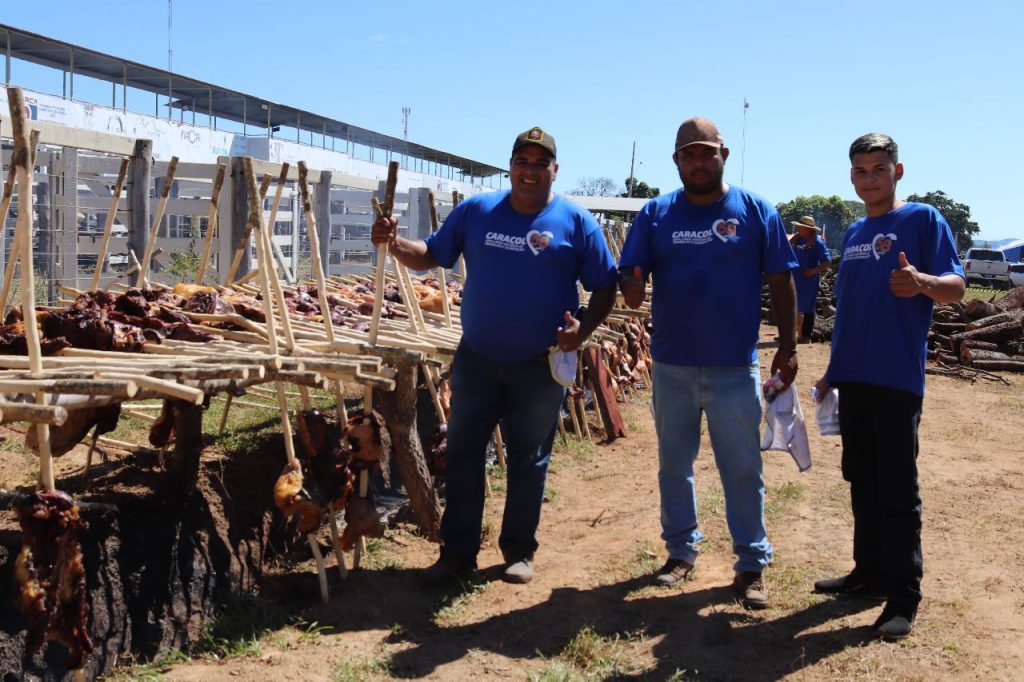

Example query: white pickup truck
[964,248,1010,288]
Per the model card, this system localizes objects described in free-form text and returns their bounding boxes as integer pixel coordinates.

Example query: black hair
[849,133,898,163]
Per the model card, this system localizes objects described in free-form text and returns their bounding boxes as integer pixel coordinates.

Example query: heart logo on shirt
[526,230,554,255]
[712,219,739,242]
[871,232,898,260]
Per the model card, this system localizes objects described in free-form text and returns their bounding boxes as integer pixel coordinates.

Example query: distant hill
[973,238,1020,249]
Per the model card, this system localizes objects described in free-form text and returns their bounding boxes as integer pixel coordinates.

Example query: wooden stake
[493,425,507,469]
[6,87,53,491]
[136,156,180,288]
[427,191,453,328]
[89,157,130,291]
[194,162,227,284]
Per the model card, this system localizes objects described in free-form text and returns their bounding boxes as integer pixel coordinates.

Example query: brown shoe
[654,558,695,586]
[734,571,768,609]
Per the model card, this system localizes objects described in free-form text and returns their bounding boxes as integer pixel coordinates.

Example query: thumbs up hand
[889,251,924,298]
[620,265,647,309]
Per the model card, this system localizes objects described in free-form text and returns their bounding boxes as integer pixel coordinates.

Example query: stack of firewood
[928,287,1024,375]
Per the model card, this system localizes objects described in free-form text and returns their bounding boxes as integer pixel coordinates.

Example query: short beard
[681,168,724,197]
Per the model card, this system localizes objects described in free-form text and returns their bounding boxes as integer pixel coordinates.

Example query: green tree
[620,177,660,199]
[905,190,980,255]
[775,194,857,251]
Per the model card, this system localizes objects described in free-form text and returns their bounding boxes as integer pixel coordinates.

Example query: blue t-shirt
[619,186,798,366]
[793,235,831,313]
[826,202,964,396]
[426,191,617,363]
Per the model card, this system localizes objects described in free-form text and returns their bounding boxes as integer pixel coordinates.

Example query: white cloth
[811,386,841,436]
[760,384,812,472]
[547,347,577,388]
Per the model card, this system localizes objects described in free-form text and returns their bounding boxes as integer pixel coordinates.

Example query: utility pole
[168,0,173,71]
[628,141,636,198]
[401,107,411,139]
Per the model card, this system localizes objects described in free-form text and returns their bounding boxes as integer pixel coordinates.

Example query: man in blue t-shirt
[789,215,831,342]
[619,117,799,609]
[371,127,618,586]
[813,133,965,641]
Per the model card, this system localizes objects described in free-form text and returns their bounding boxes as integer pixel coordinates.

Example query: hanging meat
[273,410,356,534]
[26,404,122,458]
[13,490,94,671]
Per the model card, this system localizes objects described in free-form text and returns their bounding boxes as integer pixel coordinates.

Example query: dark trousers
[800,311,815,338]
[836,382,923,618]
[441,343,564,563]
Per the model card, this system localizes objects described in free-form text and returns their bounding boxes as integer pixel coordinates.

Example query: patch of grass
[294,619,331,646]
[554,436,594,464]
[331,654,395,682]
[432,577,489,627]
[765,480,805,519]
[544,485,560,504]
[487,464,507,493]
[533,625,642,679]
[194,593,289,660]
[361,536,405,571]
[767,562,817,610]
[105,649,191,681]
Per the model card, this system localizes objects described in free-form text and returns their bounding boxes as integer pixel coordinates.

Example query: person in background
[789,215,831,342]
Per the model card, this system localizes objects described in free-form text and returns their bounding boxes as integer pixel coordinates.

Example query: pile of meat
[602,317,652,396]
[13,490,93,671]
[0,284,268,356]
[273,410,385,549]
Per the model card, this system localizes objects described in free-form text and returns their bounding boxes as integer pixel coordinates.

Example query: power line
[741,97,749,186]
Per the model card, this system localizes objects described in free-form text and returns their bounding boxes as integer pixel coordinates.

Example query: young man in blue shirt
[371,127,618,585]
[789,216,831,342]
[814,133,965,640]
[619,117,799,609]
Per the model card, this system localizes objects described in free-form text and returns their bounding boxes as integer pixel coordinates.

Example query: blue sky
[3,1,1022,239]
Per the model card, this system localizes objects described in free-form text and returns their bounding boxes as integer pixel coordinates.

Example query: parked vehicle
[964,248,1010,288]
[1009,262,1024,288]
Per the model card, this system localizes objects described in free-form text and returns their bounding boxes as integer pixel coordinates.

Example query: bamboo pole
[89,157,130,290]
[0,129,41,315]
[7,87,54,492]
[297,161,348,422]
[136,156,179,288]
[242,157,330,602]
[356,160,399,569]
[194,162,227,284]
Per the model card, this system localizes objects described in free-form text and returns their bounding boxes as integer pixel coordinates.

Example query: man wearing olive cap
[372,127,617,585]
[620,117,799,609]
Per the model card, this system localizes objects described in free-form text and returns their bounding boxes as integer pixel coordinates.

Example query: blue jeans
[652,361,772,573]
[441,343,565,563]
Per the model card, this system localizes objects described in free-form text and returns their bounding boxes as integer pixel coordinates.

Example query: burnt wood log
[373,361,441,541]
[959,340,1001,352]
[931,321,967,335]
[964,299,1001,320]
[969,359,1024,372]
[927,332,950,350]
[960,348,1013,365]
[952,318,1024,343]
[964,311,1021,332]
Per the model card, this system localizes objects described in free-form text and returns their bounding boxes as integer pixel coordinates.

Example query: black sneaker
[419,554,477,587]
[814,572,886,601]
[874,610,915,641]
[654,558,695,586]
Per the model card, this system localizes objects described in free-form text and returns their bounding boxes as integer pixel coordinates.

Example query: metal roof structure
[1,23,506,180]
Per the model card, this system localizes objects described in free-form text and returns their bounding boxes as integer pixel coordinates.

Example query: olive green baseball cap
[512,126,557,159]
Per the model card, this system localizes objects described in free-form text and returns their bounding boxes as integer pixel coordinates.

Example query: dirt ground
[5,323,1024,681]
